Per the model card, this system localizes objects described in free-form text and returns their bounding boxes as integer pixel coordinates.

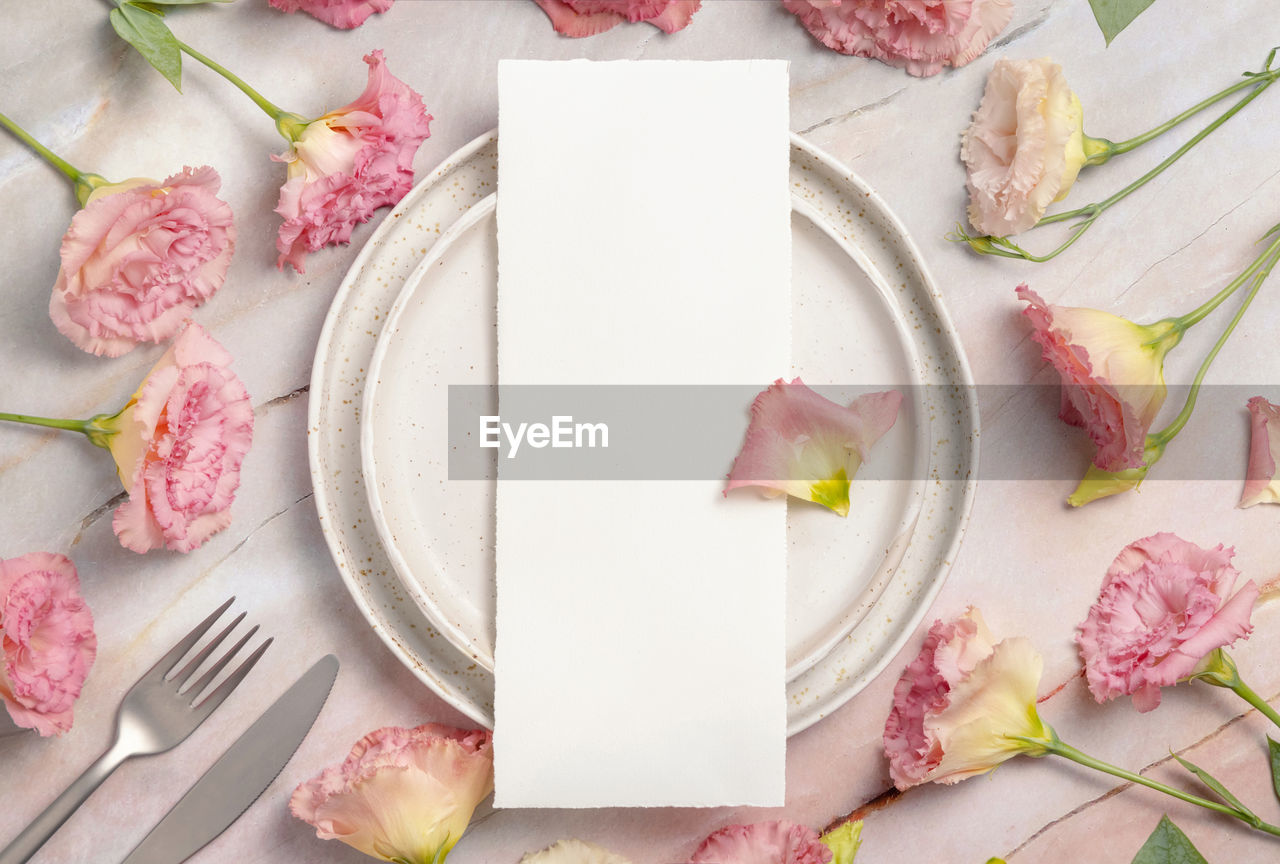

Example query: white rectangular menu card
[495,59,790,808]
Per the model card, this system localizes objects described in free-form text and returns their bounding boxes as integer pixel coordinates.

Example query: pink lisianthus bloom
[533,0,701,37]
[1017,285,1180,473]
[0,553,96,736]
[50,167,236,358]
[689,821,831,864]
[783,0,1012,77]
[1076,533,1259,713]
[1240,396,1280,507]
[290,723,493,864]
[274,50,432,273]
[962,59,1093,237]
[726,378,901,517]
[102,322,254,554]
[268,0,393,29]
[521,839,634,864]
[883,608,1051,790]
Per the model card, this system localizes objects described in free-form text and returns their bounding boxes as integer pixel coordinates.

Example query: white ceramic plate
[312,129,979,733]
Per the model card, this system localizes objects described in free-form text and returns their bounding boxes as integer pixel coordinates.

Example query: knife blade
[121,654,340,864]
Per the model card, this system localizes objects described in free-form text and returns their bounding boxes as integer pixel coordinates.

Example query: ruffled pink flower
[106,323,254,554]
[726,378,901,517]
[783,0,1012,77]
[291,724,493,864]
[533,0,701,37]
[884,608,1050,790]
[521,838,634,864]
[689,821,831,864]
[1018,285,1180,472]
[50,167,236,358]
[1076,533,1259,713]
[0,553,96,737]
[1240,396,1280,507]
[274,50,432,273]
[268,0,393,29]
[962,58,1087,236]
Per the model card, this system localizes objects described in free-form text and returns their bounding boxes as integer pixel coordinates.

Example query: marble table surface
[3,1,1280,862]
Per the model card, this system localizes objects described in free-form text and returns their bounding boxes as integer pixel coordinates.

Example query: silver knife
[121,654,340,864]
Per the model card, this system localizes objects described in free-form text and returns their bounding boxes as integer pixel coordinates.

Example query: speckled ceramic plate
[311,129,979,733]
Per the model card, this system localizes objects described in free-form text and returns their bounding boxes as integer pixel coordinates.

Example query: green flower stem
[1191,649,1280,731]
[175,40,307,141]
[1149,238,1280,446]
[0,111,108,205]
[0,111,82,183]
[958,50,1280,262]
[1168,231,1280,332]
[1040,738,1280,836]
[1035,73,1277,232]
[1231,679,1280,731]
[1099,56,1280,158]
[0,411,116,449]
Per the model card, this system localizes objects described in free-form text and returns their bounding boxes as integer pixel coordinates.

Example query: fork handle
[0,747,129,864]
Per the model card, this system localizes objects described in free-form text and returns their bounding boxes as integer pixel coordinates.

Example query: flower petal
[689,821,832,864]
[725,378,901,516]
[521,838,635,864]
[267,0,394,29]
[1241,396,1280,507]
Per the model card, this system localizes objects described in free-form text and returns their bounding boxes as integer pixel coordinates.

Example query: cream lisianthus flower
[962,58,1091,238]
[290,724,493,863]
[883,608,1051,789]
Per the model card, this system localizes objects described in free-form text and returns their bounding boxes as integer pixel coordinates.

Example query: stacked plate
[307,130,979,733]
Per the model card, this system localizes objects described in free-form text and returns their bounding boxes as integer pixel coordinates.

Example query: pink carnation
[50,167,236,358]
[107,323,254,554]
[268,0,393,29]
[689,821,831,864]
[274,50,432,273]
[291,724,493,864]
[1077,533,1259,713]
[0,553,96,736]
[534,0,701,37]
[782,0,1012,77]
[1018,285,1180,472]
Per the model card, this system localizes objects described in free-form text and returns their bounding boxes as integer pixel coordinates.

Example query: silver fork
[0,597,271,864]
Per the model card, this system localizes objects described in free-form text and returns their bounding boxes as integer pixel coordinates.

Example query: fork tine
[148,597,235,680]
[185,625,259,699]
[172,612,246,687]
[193,637,273,716]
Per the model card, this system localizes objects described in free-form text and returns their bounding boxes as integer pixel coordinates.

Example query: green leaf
[1172,752,1257,823]
[1130,816,1209,864]
[129,2,166,14]
[1087,0,1158,45]
[1268,737,1280,805]
[109,3,182,91]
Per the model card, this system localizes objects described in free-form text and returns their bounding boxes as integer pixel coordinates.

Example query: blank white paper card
[495,59,790,808]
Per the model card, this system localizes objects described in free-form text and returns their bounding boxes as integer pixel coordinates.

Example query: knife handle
[0,747,128,864]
